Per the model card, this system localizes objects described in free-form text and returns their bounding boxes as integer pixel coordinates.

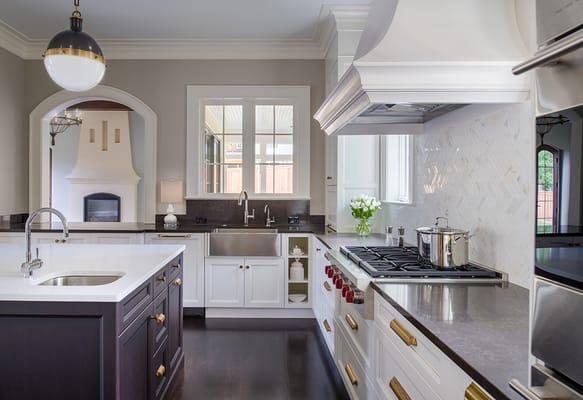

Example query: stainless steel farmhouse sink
[208,228,281,257]
[38,275,122,286]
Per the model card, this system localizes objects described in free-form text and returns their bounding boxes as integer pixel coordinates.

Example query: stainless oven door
[532,277,583,387]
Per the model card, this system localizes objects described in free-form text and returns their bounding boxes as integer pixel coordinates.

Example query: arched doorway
[29,85,157,223]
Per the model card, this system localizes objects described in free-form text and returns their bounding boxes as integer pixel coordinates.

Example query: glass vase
[355,218,372,237]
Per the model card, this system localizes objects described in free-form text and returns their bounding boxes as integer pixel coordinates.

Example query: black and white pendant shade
[43,3,105,92]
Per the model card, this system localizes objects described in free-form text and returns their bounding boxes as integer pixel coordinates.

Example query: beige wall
[24,59,327,215]
[0,47,27,215]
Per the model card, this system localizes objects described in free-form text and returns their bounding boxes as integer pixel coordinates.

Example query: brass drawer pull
[345,313,358,331]
[151,313,166,325]
[390,319,417,347]
[155,364,166,378]
[465,383,491,400]
[389,377,411,400]
[54,238,67,244]
[323,281,332,291]
[323,319,332,332]
[157,274,166,282]
[344,364,358,386]
[173,261,181,269]
[174,278,182,286]
[157,234,191,238]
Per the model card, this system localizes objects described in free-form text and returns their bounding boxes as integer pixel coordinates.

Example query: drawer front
[153,267,169,298]
[375,327,440,400]
[339,299,373,365]
[167,254,183,281]
[150,338,170,400]
[152,290,169,354]
[319,300,335,354]
[374,293,441,386]
[336,322,375,400]
[119,278,154,334]
[320,278,335,309]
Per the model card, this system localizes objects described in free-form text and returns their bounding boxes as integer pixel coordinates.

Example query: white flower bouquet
[349,195,382,237]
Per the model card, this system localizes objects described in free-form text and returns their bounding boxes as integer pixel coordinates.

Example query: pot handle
[454,233,473,242]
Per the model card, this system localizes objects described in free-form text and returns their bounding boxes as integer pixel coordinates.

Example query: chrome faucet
[238,190,255,226]
[21,207,69,278]
[264,204,275,227]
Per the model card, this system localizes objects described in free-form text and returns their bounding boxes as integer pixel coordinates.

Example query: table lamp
[161,180,183,229]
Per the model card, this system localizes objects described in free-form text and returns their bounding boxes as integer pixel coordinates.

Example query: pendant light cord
[72,0,82,18]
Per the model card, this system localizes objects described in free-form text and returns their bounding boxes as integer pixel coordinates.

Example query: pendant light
[43,0,105,92]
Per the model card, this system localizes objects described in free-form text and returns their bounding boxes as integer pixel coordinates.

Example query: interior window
[382,135,412,204]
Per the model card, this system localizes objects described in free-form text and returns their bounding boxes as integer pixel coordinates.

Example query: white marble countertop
[0,244,185,302]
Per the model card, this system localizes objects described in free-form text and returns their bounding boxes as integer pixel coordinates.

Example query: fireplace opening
[84,192,121,222]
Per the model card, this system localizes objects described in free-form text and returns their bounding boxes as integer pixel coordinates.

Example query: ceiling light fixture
[43,0,105,92]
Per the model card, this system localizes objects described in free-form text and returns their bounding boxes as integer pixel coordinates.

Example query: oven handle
[513,29,583,75]
[509,379,542,400]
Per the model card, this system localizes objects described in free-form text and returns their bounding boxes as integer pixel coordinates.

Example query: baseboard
[184,307,205,317]
[205,308,315,318]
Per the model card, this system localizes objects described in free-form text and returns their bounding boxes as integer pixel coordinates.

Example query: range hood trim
[315,62,530,135]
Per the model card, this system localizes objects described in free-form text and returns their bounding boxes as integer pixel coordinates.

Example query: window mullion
[242,98,255,195]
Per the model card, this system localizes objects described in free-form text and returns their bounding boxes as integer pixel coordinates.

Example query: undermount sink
[209,228,281,257]
[38,275,122,286]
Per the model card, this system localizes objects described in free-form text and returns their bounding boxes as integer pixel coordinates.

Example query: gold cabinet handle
[174,278,182,286]
[173,261,181,269]
[157,274,166,282]
[151,313,166,325]
[389,377,411,400]
[344,364,358,386]
[323,319,332,332]
[345,313,358,331]
[323,281,332,291]
[465,383,491,400]
[390,319,417,347]
[54,238,67,244]
[155,364,166,378]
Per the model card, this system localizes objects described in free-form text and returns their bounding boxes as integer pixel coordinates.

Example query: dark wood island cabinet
[0,253,184,400]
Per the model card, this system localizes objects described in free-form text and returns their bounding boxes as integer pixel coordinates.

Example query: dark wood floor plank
[167,318,349,400]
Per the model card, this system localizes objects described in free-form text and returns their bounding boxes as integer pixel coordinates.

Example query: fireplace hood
[314,0,531,135]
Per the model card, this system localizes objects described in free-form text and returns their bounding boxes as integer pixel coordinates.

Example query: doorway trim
[29,85,157,223]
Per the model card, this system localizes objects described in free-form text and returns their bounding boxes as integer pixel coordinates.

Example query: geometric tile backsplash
[380,102,536,288]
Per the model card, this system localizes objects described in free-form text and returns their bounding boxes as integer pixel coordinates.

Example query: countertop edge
[370,281,515,400]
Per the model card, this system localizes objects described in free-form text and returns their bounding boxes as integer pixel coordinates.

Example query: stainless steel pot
[416,217,471,268]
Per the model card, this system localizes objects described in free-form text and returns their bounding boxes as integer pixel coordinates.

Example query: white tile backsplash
[380,102,536,288]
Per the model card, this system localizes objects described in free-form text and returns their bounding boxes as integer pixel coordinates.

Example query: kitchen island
[0,243,185,400]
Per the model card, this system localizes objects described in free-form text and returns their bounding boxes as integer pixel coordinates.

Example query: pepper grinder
[398,226,405,247]
[384,226,394,246]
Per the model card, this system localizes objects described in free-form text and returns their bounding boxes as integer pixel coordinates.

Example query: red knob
[332,274,339,285]
[335,278,344,289]
[341,285,349,297]
[345,290,354,303]
[327,268,334,278]
[324,266,330,275]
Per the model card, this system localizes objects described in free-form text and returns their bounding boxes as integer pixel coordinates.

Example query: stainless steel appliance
[511,247,583,399]
[416,217,471,268]
[514,0,583,115]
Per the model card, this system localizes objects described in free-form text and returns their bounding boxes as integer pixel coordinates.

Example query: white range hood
[314,0,531,135]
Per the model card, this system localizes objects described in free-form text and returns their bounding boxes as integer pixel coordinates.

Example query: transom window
[187,86,310,199]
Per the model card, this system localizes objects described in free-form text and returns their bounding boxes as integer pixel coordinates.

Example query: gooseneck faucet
[21,208,69,278]
[264,204,275,227]
[238,190,255,226]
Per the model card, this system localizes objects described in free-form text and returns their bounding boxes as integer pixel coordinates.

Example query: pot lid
[416,226,469,235]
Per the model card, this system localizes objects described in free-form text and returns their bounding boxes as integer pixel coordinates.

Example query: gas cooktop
[340,246,499,279]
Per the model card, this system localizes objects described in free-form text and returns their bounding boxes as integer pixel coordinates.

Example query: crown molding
[0,5,369,60]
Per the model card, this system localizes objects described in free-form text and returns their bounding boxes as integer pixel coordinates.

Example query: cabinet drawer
[339,299,373,366]
[375,327,440,400]
[319,300,335,354]
[336,321,376,400]
[118,278,154,334]
[374,293,441,386]
[152,290,169,354]
[150,338,170,400]
[320,278,336,310]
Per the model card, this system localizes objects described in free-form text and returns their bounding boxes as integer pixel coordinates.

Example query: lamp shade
[161,181,184,204]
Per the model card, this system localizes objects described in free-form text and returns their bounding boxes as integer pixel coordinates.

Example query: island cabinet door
[118,302,155,400]
[168,272,184,373]
[205,257,245,307]
[244,258,285,308]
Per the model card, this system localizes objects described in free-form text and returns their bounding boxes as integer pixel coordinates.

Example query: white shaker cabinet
[205,257,284,308]
[145,232,205,308]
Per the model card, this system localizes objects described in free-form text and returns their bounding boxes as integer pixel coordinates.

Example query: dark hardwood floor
[167,317,349,400]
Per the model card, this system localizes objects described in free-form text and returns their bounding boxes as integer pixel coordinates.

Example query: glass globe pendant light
[43,0,105,92]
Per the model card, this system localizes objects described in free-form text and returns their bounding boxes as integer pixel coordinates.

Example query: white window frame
[186,85,310,199]
[380,135,413,205]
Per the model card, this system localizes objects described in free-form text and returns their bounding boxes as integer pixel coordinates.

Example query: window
[187,86,310,199]
[381,135,412,204]
[536,145,560,232]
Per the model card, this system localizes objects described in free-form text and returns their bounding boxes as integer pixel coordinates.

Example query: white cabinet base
[205,308,314,319]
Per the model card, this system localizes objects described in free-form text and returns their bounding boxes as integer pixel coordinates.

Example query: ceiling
[0,0,368,40]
